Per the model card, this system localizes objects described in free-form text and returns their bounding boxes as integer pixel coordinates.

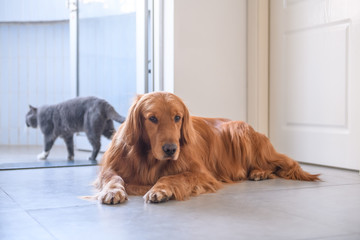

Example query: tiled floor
[0,148,360,240]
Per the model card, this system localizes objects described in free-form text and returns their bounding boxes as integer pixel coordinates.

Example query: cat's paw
[37,151,49,160]
[68,155,74,161]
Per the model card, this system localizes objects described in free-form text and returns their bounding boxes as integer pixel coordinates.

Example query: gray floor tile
[28,196,350,240]
[0,166,98,210]
[217,165,360,195]
[0,187,19,213]
[306,234,360,240]
[301,164,360,184]
[1,163,359,240]
[235,184,360,234]
[0,210,56,240]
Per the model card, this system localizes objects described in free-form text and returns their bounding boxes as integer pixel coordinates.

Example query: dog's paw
[144,188,172,203]
[68,155,74,161]
[97,186,128,205]
[37,151,49,160]
[248,169,274,181]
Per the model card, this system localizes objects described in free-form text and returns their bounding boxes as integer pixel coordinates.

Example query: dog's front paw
[37,151,49,160]
[97,186,128,205]
[144,188,172,203]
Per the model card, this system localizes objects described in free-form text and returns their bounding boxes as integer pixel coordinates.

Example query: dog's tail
[247,126,321,181]
[271,152,320,181]
[222,121,320,182]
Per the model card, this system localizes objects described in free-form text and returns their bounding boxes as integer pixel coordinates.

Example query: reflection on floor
[0,145,102,170]
[0,147,359,239]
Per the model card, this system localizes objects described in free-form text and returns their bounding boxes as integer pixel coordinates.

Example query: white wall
[168,0,247,121]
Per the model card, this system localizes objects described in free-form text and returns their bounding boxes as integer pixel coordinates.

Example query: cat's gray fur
[25,96,125,161]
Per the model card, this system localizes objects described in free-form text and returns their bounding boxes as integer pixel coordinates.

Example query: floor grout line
[25,210,59,240]
[0,186,24,209]
[25,202,98,213]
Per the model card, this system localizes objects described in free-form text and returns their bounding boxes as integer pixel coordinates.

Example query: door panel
[270,0,360,170]
[284,23,348,127]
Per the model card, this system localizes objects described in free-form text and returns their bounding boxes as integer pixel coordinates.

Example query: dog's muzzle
[162,143,177,157]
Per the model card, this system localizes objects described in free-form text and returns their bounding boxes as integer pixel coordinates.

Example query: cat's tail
[107,107,126,123]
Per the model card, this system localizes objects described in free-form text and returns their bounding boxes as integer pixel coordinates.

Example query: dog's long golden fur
[94,92,320,204]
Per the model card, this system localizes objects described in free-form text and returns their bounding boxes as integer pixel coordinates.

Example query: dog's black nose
[162,144,177,156]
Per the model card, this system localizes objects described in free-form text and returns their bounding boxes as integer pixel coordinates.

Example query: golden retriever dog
[93,92,320,204]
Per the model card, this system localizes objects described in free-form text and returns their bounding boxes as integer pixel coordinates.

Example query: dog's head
[120,92,194,161]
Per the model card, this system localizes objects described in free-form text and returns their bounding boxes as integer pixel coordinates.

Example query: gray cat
[25,96,125,161]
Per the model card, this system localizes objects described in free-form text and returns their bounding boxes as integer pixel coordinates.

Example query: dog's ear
[120,95,143,146]
[179,99,195,146]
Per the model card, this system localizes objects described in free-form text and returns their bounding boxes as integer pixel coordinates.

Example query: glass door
[78,0,137,115]
[76,0,145,152]
[0,0,152,169]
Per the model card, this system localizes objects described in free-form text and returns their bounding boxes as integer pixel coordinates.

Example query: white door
[270,0,360,170]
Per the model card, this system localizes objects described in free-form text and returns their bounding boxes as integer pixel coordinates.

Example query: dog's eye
[149,116,158,124]
[174,115,181,122]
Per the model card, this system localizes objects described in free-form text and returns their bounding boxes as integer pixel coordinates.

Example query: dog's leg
[144,172,222,203]
[248,169,276,181]
[248,169,277,181]
[94,170,128,204]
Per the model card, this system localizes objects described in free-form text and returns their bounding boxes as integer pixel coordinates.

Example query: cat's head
[26,105,38,128]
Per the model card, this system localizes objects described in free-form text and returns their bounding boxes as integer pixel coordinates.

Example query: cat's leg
[102,120,115,139]
[84,113,105,161]
[85,132,101,161]
[64,135,74,161]
[38,135,56,160]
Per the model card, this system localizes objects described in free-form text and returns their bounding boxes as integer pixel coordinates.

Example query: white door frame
[247,0,269,136]
[68,0,78,98]
[137,0,164,94]
[136,0,149,94]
